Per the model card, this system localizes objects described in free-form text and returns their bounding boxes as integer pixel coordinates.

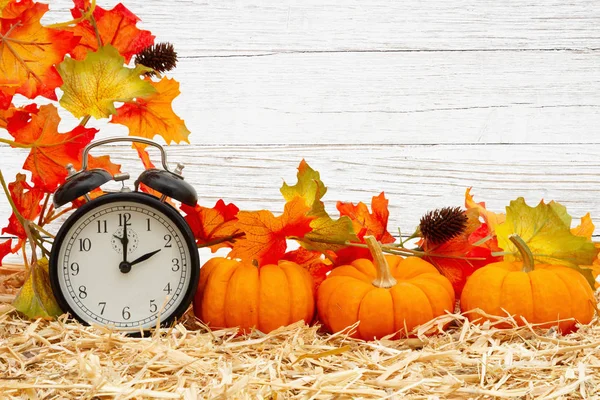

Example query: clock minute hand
[121,223,129,262]
[129,249,162,267]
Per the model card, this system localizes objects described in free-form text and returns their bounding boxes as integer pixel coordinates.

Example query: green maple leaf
[495,197,598,288]
[281,160,357,250]
[13,257,62,319]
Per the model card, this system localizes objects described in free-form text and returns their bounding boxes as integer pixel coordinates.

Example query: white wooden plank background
[2,0,600,244]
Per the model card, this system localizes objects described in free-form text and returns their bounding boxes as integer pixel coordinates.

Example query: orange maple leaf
[0,239,12,265]
[1,173,44,243]
[0,1,79,100]
[229,197,315,266]
[70,0,154,63]
[111,77,190,144]
[7,104,119,193]
[181,200,242,252]
[333,192,396,264]
[337,192,395,243]
[133,142,154,170]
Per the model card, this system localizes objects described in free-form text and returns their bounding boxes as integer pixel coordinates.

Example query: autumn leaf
[0,90,11,109]
[421,207,501,295]
[571,213,594,239]
[0,1,79,100]
[12,257,62,319]
[229,197,315,265]
[465,187,505,229]
[181,200,242,252]
[495,197,599,288]
[280,160,357,253]
[6,104,101,192]
[57,45,155,119]
[111,77,190,144]
[0,239,11,265]
[70,0,154,63]
[133,142,153,169]
[334,192,396,263]
[1,173,43,242]
[337,192,395,243]
[1,0,32,18]
[0,0,9,15]
[281,247,330,291]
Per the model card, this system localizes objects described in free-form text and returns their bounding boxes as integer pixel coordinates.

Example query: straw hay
[2,266,600,399]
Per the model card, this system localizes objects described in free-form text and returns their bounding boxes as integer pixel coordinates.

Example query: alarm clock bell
[53,137,198,208]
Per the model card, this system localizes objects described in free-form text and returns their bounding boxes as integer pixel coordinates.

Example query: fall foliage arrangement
[1,0,599,341]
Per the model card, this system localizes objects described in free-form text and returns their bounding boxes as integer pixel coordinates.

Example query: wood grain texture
[46,0,600,52]
[3,144,600,237]
[34,0,600,145]
[2,0,600,249]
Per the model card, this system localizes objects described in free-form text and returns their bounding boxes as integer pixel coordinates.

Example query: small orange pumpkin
[460,234,596,333]
[194,257,315,333]
[317,236,455,340]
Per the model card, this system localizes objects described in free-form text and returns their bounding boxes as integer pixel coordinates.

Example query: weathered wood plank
[168,53,600,144]
[36,1,600,145]
[2,144,600,238]
[45,0,600,52]
[11,52,599,146]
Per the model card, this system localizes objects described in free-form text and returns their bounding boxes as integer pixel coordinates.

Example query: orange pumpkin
[317,236,455,340]
[460,234,596,333]
[194,258,315,333]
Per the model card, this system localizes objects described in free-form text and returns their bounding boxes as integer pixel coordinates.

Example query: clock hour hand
[129,249,162,267]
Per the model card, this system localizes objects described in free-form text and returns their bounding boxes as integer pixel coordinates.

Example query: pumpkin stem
[365,235,397,288]
[509,234,535,272]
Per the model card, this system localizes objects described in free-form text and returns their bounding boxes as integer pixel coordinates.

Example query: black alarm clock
[49,137,200,332]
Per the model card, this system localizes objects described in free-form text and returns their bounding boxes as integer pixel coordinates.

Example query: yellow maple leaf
[495,197,599,288]
[57,45,155,119]
[111,77,190,144]
[12,257,62,319]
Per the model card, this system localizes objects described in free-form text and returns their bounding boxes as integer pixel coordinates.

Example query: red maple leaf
[0,239,13,265]
[229,197,315,266]
[0,90,12,109]
[181,200,242,252]
[1,173,44,243]
[70,0,155,63]
[0,0,79,100]
[281,247,330,291]
[334,192,396,264]
[420,210,501,296]
[6,104,120,193]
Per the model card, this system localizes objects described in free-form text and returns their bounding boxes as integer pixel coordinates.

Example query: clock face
[50,193,199,331]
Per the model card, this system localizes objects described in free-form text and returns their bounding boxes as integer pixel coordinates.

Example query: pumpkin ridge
[355,285,379,338]
[547,269,574,325]
[497,270,511,319]
[328,277,373,336]
[401,281,436,317]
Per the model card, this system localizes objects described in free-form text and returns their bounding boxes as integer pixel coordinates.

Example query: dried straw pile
[1,264,600,399]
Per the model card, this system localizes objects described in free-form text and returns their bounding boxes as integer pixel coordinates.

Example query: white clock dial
[53,197,195,330]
